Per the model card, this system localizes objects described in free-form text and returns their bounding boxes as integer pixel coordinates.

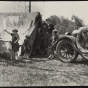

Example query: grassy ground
[0,55,88,86]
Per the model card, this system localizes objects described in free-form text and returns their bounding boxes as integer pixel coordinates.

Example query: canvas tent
[0,12,46,57]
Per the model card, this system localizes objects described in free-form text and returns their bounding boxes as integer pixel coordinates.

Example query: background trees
[46,15,84,34]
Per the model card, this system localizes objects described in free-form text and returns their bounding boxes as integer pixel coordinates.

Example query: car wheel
[56,40,78,63]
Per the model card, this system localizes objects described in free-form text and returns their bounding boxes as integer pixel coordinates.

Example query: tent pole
[29,1,31,12]
[25,1,26,13]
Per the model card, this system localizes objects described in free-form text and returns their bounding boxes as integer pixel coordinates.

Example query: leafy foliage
[71,15,84,27]
[47,15,84,34]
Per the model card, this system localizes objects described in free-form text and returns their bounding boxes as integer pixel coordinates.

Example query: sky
[0,1,88,25]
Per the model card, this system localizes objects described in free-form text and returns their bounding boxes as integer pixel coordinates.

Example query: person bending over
[22,35,31,59]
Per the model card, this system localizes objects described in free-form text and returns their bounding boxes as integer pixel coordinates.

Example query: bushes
[71,15,84,28]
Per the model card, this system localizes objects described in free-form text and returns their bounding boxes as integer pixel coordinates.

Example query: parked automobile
[56,26,88,63]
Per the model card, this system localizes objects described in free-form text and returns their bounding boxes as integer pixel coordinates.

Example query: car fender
[57,35,79,53]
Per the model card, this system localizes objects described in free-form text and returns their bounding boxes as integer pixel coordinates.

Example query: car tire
[56,40,78,63]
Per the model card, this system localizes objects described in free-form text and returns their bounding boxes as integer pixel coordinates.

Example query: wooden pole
[29,1,31,12]
[25,1,26,13]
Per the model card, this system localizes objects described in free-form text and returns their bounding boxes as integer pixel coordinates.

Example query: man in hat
[45,18,54,56]
[48,29,58,59]
[5,29,20,61]
[42,21,49,55]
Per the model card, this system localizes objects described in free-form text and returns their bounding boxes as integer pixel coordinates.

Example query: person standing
[43,21,48,55]
[45,18,54,56]
[5,29,20,61]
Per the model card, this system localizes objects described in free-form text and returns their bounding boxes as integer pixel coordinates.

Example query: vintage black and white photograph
[0,1,88,86]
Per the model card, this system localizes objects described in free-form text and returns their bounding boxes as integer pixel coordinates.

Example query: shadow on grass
[0,57,50,68]
[30,54,48,58]
[73,59,88,65]
[1,56,88,68]
[0,57,88,73]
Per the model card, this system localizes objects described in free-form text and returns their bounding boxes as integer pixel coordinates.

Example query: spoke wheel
[56,40,78,63]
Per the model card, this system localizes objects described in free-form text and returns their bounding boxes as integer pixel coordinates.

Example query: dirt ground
[0,55,88,86]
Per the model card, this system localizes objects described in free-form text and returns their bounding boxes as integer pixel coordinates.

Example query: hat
[52,29,58,33]
[12,29,18,32]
